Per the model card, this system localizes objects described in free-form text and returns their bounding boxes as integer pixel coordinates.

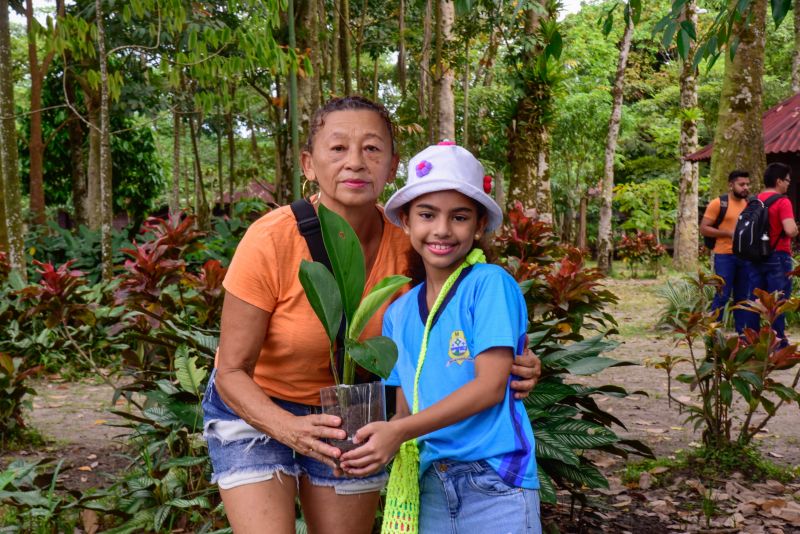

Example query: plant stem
[330,347,340,386]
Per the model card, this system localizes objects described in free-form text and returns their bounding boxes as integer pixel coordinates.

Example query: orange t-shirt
[221,205,412,405]
[702,195,747,254]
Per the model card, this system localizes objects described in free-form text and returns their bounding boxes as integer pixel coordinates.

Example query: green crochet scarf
[381,249,486,534]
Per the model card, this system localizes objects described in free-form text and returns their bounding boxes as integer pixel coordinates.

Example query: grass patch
[690,444,799,483]
[0,426,47,452]
[621,445,798,488]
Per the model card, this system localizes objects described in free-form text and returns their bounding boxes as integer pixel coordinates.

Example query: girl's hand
[338,421,403,476]
[510,348,541,399]
[277,413,347,469]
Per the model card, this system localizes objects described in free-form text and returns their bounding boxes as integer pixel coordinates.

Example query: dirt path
[1,376,129,491]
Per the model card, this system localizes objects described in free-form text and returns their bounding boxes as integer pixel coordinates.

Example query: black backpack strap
[713,194,728,228]
[764,194,787,249]
[290,199,333,272]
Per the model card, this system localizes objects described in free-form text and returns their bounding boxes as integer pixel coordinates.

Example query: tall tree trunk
[170,109,181,212]
[463,38,470,149]
[330,0,339,96]
[65,67,87,227]
[288,0,302,199]
[96,0,113,280]
[355,0,367,92]
[419,0,432,133]
[338,0,352,95]
[189,112,210,229]
[793,3,800,93]
[227,110,235,215]
[25,0,60,226]
[372,55,379,100]
[0,0,8,251]
[673,0,700,272]
[433,0,455,141]
[397,0,407,99]
[247,111,260,165]
[578,195,588,250]
[597,15,634,274]
[506,3,554,222]
[298,0,319,139]
[708,0,767,195]
[0,1,22,271]
[86,100,101,229]
[216,117,224,208]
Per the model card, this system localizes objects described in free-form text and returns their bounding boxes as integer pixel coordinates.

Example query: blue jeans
[711,253,753,334]
[419,460,541,534]
[744,251,793,343]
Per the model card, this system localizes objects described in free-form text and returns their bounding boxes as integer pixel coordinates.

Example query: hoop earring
[301,179,319,202]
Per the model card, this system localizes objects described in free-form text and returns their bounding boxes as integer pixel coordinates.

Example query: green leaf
[168,496,211,508]
[727,376,749,401]
[523,380,578,410]
[540,419,619,449]
[174,348,207,397]
[347,336,398,379]
[768,383,800,403]
[679,19,697,40]
[566,356,634,376]
[760,396,777,416]
[318,204,366,326]
[737,371,763,390]
[348,275,410,340]
[299,260,343,345]
[160,456,208,469]
[771,0,790,26]
[719,381,732,406]
[545,461,609,489]
[534,427,580,465]
[677,28,690,60]
[537,466,557,504]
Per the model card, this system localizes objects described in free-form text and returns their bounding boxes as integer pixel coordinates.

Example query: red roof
[687,92,800,161]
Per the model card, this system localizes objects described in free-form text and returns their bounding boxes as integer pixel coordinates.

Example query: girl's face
[301,109,399,214]
[400,190,488,281]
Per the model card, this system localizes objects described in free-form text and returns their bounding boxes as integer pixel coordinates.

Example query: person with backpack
[741,162,798,344]
[700,170,752,333]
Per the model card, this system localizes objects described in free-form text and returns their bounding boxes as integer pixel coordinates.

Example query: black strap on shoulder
[763,194,787,250]
[712,194,728,228]
[291,199,333,272]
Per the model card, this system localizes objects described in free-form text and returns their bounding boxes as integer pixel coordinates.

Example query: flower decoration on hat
[416,160,433,177]
[437,140,456,146]
[483,175,493,194]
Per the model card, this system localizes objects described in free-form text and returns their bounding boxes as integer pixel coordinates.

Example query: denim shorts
[419,459,541,534]
[202,369,388,494]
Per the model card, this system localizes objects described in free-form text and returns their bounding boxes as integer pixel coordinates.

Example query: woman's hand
[509,348,541,399]
[338,421,404,477]
[276,412,348,469]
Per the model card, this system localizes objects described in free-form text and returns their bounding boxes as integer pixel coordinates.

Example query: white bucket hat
[383,143,503,231]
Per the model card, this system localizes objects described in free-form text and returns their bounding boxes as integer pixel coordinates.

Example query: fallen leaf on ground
[78,465,93,472]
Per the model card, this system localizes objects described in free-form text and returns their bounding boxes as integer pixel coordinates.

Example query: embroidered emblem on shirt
[447,330,472,365]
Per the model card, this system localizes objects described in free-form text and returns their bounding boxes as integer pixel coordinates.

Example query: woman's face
[301,109,399,213]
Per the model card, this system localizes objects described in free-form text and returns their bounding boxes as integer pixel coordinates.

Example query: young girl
[340,143,541,534]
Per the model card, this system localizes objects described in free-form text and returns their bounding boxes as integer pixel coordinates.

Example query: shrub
[491,202,653,505]
[656,272,800,449]
[616,230,666,277]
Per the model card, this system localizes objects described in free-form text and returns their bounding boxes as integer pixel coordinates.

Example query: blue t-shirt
[384,263,539,489]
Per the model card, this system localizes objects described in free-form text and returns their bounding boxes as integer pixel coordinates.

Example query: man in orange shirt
[700,170,751,333]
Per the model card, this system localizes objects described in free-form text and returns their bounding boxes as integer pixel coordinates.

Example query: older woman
[202,96,540,533]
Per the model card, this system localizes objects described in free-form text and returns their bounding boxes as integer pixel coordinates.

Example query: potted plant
[299,204,410,453]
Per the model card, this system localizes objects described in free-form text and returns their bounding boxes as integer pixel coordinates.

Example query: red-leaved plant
[18,260,93,328]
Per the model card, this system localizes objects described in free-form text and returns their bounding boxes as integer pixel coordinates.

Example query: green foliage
[105,346,222,533]
[492,203,653,504]
[298,205,409,384]
[613,178,677,236]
